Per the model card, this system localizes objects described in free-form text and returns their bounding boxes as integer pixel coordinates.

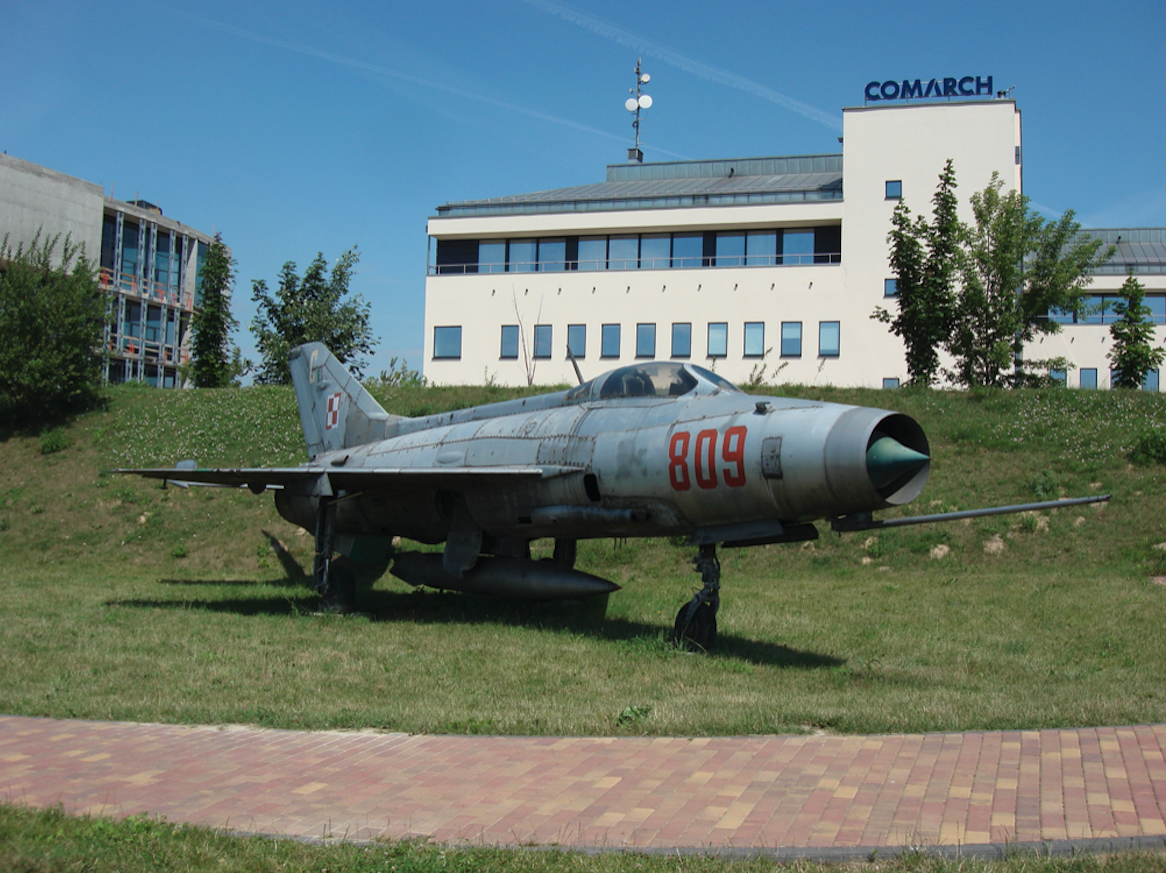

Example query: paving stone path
[1,716,1164,855]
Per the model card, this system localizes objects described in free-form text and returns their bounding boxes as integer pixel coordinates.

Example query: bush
[0,231,109,424]
[39,427,69,455]
[1130,430,1166,465]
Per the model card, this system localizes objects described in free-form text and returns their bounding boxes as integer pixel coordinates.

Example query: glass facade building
[0,154,222,389]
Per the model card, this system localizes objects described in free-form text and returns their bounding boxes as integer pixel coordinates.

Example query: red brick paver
[1,716,1165,850]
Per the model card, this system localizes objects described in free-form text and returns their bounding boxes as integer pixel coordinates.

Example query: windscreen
[598,363,699,398]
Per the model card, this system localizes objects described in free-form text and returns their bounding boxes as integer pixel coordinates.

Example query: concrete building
[0,153,222,389]
[423,98,1164,390]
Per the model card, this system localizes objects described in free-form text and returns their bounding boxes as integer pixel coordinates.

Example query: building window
[1084,295,1122,325]
[500,325,519,359]
[101,214,117,271]
[578,237,607,271]
[533,325,552,359]
[884,278,898,297]
[124,223,142,279]
[440,227,846,277]
[886,180,902,200]
[601,324,621,357]
[819,321,840,357]
[567,324,586,358]
[1145,295,1166,324]
[707,322,728,358]
[154,231,171,286]
[672,234,703,268]
[608,236,639,270]
[743,322,765,357]
[434,239,479,274]
[714,233,745,267]
[507,239,536,273]
[1145,370,1161,392]
[640,234,670,270]
[1080,368,1097,390]
[538,238,566,272]
[1050,368,1067,385]
[479,241,506,274]
[745,231,777,267]
[780,229,814,266]
[780,322,802,357]
[671,323,692,358]
[433,326,462,360]
[883,378,900,389]
[636,323,656,357]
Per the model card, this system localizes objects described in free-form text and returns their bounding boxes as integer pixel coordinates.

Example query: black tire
[322,563,357,614]
[673,602,717,651]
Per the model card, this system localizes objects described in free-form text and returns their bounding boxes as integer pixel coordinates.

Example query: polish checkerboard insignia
[325,392,342,430]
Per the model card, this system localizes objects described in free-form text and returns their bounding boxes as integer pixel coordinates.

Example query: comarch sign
[865,76,994,102]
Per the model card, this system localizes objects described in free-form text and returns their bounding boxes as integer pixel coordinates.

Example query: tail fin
[288,343,403,458]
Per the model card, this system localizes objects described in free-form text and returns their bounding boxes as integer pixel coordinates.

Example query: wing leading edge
[116,465,580,493]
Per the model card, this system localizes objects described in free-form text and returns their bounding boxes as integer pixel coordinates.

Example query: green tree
[0,231,109,423]
[190,234,246,388]
[948,173,1110,388]
[872,159,960,386]
[1108,273,1165,389]
[250,246,377,385]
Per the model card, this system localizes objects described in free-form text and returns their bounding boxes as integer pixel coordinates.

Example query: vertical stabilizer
[288,343,402,458]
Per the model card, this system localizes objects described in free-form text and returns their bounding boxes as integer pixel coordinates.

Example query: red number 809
[668,426,747,491]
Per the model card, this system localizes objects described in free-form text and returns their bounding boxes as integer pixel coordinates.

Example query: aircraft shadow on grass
[154,532,310,586]
[116,531,843,668]
[112,579,843,671]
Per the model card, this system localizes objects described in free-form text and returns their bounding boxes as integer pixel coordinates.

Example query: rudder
[288,343,401,458]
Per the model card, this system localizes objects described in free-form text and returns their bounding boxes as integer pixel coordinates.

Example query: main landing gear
[313,500,355,613]
[673,543,720,651]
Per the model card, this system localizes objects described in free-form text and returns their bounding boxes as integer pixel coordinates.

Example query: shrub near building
[0,232,110,424]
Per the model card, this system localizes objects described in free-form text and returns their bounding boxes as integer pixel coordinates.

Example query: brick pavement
[1,715,1165,854]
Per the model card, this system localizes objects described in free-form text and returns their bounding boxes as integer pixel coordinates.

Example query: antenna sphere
[625,97,639,112]
[640,73,650,83]
[638,94,653,109]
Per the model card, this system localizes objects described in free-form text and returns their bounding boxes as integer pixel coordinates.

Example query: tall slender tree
[873,160,959,387]
[190,234,242,388]
[1108,273,1165,389]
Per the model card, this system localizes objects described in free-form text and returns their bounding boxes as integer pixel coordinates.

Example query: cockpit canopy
[565,361,742,403]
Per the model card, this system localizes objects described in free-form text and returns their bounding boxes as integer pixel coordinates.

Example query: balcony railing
[429,252,842,275]
[100,268,194,310]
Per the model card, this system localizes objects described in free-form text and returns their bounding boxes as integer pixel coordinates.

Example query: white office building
[423,98,1164,390]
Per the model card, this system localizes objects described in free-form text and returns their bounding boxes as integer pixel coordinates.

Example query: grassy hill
[0,381,1163,736]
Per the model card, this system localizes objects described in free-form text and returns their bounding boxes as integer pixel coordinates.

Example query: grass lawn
[2,803,1165,873]
[0,381,1164,737]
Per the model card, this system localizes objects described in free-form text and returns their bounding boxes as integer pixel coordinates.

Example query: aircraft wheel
[322,563,357,614]
[673,602,717,651]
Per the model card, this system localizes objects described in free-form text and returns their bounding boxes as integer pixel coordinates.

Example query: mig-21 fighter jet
[119,343,1107,649]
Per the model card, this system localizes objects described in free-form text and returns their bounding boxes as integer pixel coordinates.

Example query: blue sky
[4,0,1163,376]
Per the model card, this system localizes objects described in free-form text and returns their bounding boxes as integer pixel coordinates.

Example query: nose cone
[866,434,930,491]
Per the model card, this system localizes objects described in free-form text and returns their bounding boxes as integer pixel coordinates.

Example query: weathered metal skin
[271,352,930,549]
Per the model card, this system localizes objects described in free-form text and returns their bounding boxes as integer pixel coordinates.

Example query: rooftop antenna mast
[624,59,652,163]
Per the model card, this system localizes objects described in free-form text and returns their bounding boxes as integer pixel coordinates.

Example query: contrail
[521,0,842,132]
[166,8,691,159]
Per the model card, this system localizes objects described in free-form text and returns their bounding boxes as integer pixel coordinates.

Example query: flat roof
[1086,228,1166,275]
[435,155,843,218]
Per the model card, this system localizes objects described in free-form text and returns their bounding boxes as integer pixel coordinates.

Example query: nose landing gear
[673,543,720,651]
